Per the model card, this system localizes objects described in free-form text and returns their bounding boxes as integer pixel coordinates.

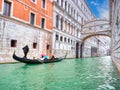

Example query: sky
[86,0,109,20]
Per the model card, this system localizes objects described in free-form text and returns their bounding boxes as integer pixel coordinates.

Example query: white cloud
[96,1,109,20]
[98,8,109,20]
[91,1,99,6]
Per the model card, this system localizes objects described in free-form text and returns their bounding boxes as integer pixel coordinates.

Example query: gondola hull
[13,52,66,64]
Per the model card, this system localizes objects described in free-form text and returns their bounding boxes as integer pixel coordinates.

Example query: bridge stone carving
[81,19,111,41]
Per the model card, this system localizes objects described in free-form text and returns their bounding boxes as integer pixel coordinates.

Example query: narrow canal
[0,56,120,90]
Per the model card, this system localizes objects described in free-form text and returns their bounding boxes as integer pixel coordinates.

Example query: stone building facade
[0,0,110,63]
[110,0,120,72]
[0,0,53,63]
[51,0,98,58]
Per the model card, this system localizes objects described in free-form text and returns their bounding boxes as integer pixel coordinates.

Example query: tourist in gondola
[44,55,49,60]
[41,54,49,60]
[51,55,55,59]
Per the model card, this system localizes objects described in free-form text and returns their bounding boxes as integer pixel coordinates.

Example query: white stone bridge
[79,19,111,58]
[81,19,111,41]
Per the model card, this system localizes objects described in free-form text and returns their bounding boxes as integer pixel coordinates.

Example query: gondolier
[22,45,29,58]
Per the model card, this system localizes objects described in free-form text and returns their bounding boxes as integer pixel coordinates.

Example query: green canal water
[0,56,120,90]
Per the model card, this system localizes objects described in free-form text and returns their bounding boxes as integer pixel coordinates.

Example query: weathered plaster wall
[0,16,52,63]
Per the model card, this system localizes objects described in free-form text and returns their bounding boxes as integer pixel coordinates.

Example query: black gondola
[13,52,67,64]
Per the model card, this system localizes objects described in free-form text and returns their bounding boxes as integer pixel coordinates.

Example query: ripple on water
[97,84,115,90]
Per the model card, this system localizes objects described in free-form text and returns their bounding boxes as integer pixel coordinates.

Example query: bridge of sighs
[79,19,111,58]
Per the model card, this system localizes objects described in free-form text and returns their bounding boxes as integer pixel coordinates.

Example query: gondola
[13,51,67,64]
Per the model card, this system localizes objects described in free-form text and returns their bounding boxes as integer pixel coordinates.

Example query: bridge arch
[80,34,111,58]
[82,34,111,42]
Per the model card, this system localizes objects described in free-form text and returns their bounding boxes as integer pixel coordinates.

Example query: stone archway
[80,34,111,58]
[82,34,111,42]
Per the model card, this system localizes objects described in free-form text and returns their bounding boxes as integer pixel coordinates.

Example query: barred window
[11,40,17,47]
[33,43,37,49]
